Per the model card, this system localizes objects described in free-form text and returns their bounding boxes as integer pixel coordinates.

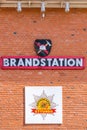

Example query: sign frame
[25,86,62,124]
[1,56,85,70]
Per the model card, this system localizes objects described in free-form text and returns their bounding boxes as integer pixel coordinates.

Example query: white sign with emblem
[25,86,62,124]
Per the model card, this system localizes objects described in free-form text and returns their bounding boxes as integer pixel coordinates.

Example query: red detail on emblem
[32,109,56,114]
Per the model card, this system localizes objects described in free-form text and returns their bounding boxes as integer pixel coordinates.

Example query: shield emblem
[34,39,52,57]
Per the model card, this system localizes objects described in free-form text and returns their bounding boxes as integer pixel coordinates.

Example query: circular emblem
[37,98,51,109]
[34,39,52,57]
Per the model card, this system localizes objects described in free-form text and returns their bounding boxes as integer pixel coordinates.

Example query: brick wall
[0,8,87,130]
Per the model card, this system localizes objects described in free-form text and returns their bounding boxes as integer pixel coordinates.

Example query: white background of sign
[25,86,62,124]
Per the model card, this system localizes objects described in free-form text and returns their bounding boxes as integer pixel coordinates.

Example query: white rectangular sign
[25,86,62,124]
[1,56,85,70]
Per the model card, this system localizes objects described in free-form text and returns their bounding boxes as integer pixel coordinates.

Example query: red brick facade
[0,8,87,130]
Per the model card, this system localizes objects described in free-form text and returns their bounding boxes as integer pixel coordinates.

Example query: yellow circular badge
[37,98,51,109]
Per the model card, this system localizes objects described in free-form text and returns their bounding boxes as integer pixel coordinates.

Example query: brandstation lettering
[1,56,85,69]
[3,58,83,67]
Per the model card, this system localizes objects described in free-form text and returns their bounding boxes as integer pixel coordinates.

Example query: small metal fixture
[41,1,45,18]
[17,1,22,12]
[65,2,70,12]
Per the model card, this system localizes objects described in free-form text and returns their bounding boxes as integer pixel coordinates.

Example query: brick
[0,8,87,130]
